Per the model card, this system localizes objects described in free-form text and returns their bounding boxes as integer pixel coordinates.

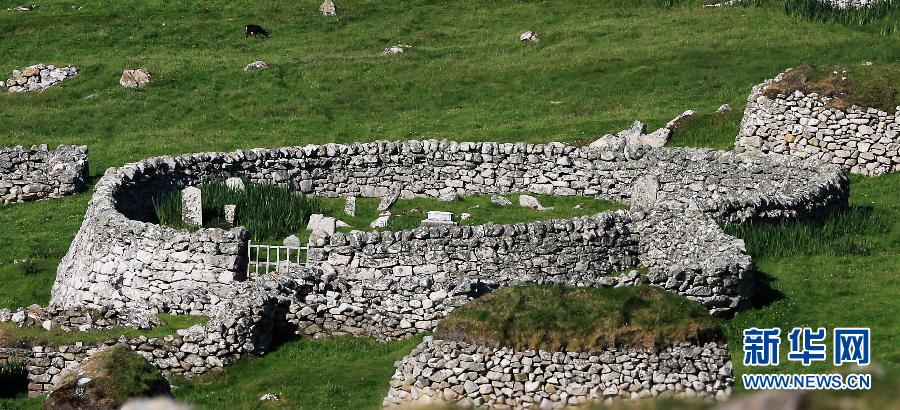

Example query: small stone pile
[0,305,158,331]
[383,44,412,55]
[828,0,886,9]
[244,60,268,71]
[589,121,671,150]
[4,64,78,93]
[0,144,89,204]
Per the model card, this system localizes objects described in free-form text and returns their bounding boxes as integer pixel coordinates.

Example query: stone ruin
[3,135,848,402]
[0,144,89,204]
[3,64,78,93]
[735,68,899,176]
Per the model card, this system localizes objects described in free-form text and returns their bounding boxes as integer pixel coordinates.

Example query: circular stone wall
[50,140,848,318]
[736,69,900,176]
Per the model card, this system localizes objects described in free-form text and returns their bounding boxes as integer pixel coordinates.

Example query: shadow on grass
[743,268,785,311]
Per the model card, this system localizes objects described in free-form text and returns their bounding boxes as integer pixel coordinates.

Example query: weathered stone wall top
[383,337,734,408]
[736,69,900,176]
[0,144,88,203]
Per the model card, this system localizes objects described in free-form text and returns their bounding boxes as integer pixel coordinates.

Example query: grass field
[0,0,898,408]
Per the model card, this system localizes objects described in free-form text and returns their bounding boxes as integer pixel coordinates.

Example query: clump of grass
[785,0,899,24]
[435,285,722,352]
[784,0,899,32]
[724,206,889,258]
[17,260,38,276]
[45,344,170,408]
[762,63,899,112]
[152,180,323,242]
[151,192,182,227]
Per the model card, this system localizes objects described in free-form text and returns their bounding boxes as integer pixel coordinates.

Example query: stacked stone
[51,141,847,317]
[736,69,900,176]
[5,276,290,396]
[383,337,733,408]
[0,305,158,331]
[4,64,78,93]
[634,207,752,315]
[0,144,88,203]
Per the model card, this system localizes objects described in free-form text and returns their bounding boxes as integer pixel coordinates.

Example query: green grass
[0,314,207,348]
[435,285,722,352]
[153,181,324,242]
[318,194,625,233]
[784,0,900,33]
[171,336,422,410]
[1,0,897,174]
[666,110,743,150]
[723,172,900,385]
[0,193,89,309]
[724,204,891,258]
[0,0,897,408]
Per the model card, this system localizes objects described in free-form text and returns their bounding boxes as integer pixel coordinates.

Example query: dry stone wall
[383,337,733,408]
[1,276,288,396]
[736,70,900,176]
[51,141,846,317]
[0,144,88,203]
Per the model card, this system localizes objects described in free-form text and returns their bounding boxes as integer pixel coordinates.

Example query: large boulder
[44,345,171,410]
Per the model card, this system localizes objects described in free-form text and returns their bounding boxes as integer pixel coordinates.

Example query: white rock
[283,235,302,247]
[370,212,391,229]
[181,186,202,226]
[519,195,550,211]
[307,214,337,234]
[320,0,336,16]
[120,68,151,88]
[225,177,245,191]
[520,31,539,42]
[244,61,268,71]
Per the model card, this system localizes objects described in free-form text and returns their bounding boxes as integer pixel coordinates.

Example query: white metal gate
[247,241,306,278]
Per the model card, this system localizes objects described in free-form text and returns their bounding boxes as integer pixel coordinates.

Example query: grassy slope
[0,0,897,409]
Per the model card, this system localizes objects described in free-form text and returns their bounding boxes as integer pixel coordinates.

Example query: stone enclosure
[20,137,847,403]
[735,68,900,176]
[0,144,89,204]
[383,337,733,408]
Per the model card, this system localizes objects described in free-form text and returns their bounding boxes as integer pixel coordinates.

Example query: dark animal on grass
[245,24,269,38]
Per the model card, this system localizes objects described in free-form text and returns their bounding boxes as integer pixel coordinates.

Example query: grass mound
[434,285,722,352]
[152,181,323,242]
[761,63,900,112]
[45,344,170,409]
